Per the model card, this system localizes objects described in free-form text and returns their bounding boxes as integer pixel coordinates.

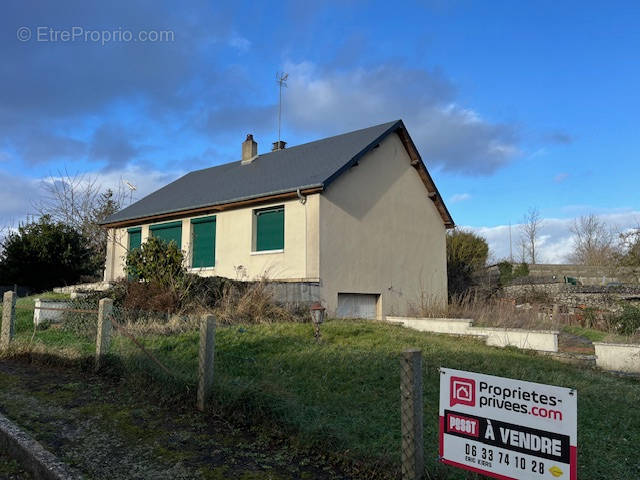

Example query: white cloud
[282,61,520,175]
[450,193,471,203]
[228,35,251,53]
[554,172,569,183]
[467,210,640,264]
[0,166,183,231]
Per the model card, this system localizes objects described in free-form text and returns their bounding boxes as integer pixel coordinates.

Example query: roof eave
[101,184,324,228]
[322,119,455,229]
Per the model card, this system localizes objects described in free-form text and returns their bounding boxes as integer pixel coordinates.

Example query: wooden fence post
[197,314,216,412]
[401,348,424,480]
[1,291,16,350]
[95,298,113,371]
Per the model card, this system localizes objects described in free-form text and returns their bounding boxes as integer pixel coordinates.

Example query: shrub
[125,237,185,288]
[615,302,640,336]
[513,262,529,278]
[446,229,489,298]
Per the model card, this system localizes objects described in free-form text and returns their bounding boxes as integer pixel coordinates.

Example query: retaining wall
[593,342,640,373]
[33,299,72,326]
[386,316,559,352]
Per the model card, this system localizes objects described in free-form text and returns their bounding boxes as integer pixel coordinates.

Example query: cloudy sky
[1,0,638,262]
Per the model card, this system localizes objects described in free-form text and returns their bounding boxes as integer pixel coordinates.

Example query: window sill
[250,249,284,255]
[188,266,216,271]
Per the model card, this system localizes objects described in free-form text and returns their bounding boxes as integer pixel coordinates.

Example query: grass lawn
[3,305,640,479]
[562,325,608,342]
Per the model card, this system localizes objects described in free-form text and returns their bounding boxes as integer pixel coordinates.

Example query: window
[191,216,216,268]
[127,227,142,251]
[149,221,182,249]
[254,206,284,251]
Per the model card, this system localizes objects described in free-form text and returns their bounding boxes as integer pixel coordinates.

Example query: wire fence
[2,294,432,479]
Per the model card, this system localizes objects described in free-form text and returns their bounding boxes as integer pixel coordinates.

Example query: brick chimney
[272,140,287,152]
[241,134,258,164]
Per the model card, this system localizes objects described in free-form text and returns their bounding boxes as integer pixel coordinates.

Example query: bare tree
[519,207,543,264]
[568,214,617,266]
[33,169,129,273]
[618,223,640,267]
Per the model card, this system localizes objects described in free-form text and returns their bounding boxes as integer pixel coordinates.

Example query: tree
[446,229,489,297]
[34,170,127,276]
[0,216,94,291]
[519,207,543,264]
[618,226,640,266]
[568,214,617,266]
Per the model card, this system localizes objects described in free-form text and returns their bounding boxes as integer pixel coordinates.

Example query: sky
[1,0,639,263]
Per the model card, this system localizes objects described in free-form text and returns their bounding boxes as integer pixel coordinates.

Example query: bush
[615,302,640,336]
[126,237,185,288]
[497,261,529,287]
[446,229,489,298]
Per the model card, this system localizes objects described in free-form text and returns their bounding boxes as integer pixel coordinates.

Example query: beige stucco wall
[104,194,320,282]
[318,132,447,317]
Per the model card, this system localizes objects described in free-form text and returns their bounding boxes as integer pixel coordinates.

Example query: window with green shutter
[254,206,284,251]
[191,216,216,268]
[150,221,182,249]
[128,227,142,251]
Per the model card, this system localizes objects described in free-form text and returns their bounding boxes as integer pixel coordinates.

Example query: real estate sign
[439,368,577,480]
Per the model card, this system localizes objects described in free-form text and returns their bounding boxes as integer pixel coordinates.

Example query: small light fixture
[310,302,326,342]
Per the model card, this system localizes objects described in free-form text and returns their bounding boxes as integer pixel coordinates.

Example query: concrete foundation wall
[387,316,559,352]
[265,282,322,305]
[593,342,640,373]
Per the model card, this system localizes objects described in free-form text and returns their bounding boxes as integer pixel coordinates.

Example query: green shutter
[191,216,216,268]
[256,207,284,251]
[128,228,142,251]
[150,221,182,249]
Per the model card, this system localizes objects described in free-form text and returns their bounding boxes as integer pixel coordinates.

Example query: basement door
[336,293,379,320]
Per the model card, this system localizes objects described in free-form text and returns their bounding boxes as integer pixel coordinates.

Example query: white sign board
[439,368,577,480]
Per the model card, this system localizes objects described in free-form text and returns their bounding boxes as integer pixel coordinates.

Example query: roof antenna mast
[276,72,288,150]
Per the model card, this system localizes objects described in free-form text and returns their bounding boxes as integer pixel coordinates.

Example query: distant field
[3,299,640,479]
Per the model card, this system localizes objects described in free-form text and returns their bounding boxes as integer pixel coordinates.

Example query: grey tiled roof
[104,120,402,224]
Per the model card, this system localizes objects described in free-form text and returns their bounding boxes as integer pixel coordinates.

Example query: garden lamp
[310,302,326,341]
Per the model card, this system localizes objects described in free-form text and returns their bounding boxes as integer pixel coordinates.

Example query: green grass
[562,325,608,342]
[7,293,94,356]
[110,321,640,479]
[2,316,640,479]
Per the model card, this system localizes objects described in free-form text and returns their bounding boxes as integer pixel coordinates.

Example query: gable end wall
[318,132,447,317]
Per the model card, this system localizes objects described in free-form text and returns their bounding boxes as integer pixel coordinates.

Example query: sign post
[439,368,577,480]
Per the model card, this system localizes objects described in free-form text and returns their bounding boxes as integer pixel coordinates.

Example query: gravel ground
[0,361,349,480]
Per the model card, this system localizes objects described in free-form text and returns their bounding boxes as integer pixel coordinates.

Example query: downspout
[296,188,307,204]
[298,188,308,279]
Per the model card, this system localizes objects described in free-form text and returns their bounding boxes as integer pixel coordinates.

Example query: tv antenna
[122,179,137,204]
[276,72,288,148]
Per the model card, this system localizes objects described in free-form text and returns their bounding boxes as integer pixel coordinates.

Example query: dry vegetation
[410,291,558,330]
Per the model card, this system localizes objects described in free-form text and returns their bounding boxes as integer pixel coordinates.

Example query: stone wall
[502,283,640,313]
[522,264,640,285]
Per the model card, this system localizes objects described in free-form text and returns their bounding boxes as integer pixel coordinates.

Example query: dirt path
[558,331,596,355]
[0,361,350,480]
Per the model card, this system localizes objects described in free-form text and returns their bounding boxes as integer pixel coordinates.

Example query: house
[101,120,454,318]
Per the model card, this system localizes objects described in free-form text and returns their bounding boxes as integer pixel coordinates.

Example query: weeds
[409,291,555,330]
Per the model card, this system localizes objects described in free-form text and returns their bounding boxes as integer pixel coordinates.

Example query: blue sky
[1,0,638,262]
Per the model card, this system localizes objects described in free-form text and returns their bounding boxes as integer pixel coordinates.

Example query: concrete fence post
[1,291,16,350]
[197,314,216,412]
[400,348,424,480]
[95,298,113,371]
